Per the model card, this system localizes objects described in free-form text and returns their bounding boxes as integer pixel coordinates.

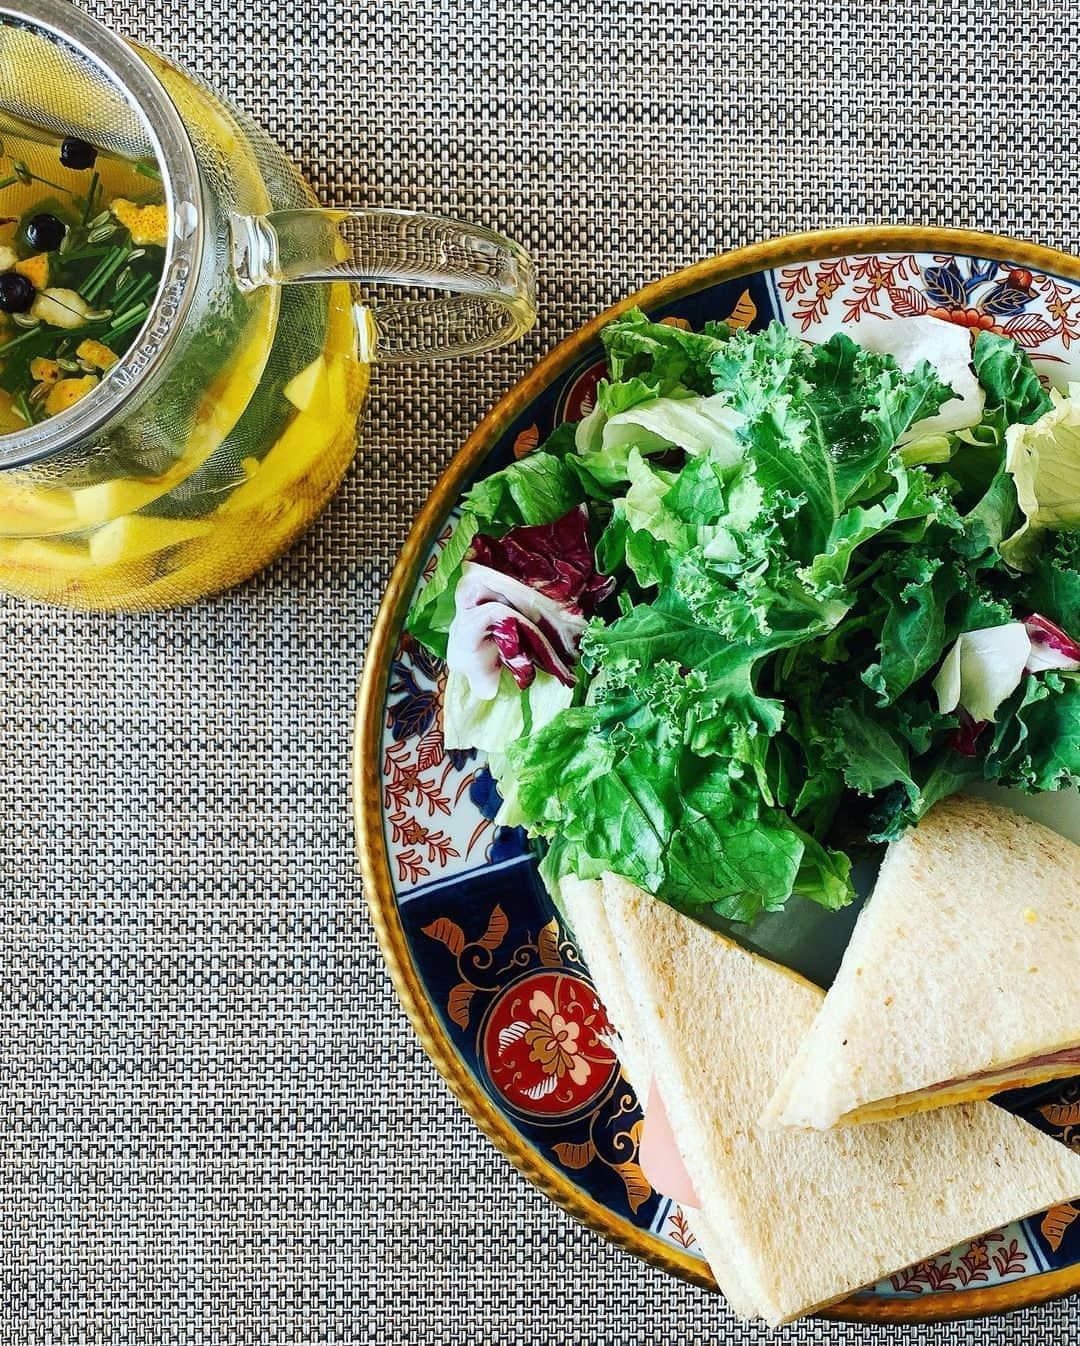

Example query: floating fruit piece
[223,366,353,511]
[0,272,34,313]
[14,253,51,290]
[44,374,97,416]
[87,514,213,566]
[0,387,20,435]
[60,138,98,171]
[0,535,89,575]
[31,287,93,328]
[283,355,328,411]
[0,243,17,271]
[326,354,348,416]
[29,357,60,384]
[76,338,119,371]
[110,199,168,247]
[25,213,66,252]
[0,537,159,606]
[70,477,159,526]
[0,478,79,534]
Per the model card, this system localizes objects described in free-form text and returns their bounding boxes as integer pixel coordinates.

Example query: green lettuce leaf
[443,667,573,754]
[508,659,852,926]
[862,553,958,704]
[407,510,480,657]
[574,390,744,489]
[720,329,952,563]
[1002,384,1080,568]
[463,450,585,529]
[987,672,1080,791]
[665,766,851,920]
[862,545,1012,705]
[973,330,1053,426]
[595,392,744,461]
[801,462,945,595]
[869,751,982,840]
[602,308,732,393]
[1024,530,1080,628]
[830,697,918,801]
[956,466,1019,558]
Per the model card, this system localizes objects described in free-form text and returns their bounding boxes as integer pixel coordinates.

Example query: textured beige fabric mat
[4,0,1080,1341]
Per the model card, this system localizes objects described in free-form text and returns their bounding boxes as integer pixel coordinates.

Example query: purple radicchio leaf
[1023,613,1080,673]
[446,506,613,696]
[447,563,586,696]
[468,504,615,613]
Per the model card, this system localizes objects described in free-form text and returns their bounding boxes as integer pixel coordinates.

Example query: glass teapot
[0,0,535,608]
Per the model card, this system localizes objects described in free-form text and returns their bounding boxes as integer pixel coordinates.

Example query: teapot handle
[229,207,536,362]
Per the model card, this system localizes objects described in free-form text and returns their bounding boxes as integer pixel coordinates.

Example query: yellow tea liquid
[0,51,365,608]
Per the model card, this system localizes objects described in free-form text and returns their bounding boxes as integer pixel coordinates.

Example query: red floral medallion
[480,970,619,1121]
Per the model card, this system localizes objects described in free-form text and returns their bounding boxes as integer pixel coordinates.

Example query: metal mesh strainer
[0,0,201,469]
[0,18,153,159]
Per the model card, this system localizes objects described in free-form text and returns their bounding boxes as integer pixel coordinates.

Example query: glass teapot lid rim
[0,0,203,468]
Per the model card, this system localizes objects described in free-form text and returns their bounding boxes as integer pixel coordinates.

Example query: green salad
[408,310,1080,957]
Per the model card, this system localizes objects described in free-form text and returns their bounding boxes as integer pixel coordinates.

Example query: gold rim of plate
[353,225,1080,1323]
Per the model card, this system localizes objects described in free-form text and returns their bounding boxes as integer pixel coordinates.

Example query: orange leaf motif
[613,1159,652,1213]
[1042,1203,1080,1252]
[553,1139,596,1170]
[513,424,540,458]
[421,917,466,957]
[478,904,509,951]
[1003,313,1056,347]
[667,1207,697,1249]
[537,919,562,968]
[659,315,691,330]
[447,981,475,1029]
[888,285,930,318]
[416,726,444,773]
[725,288,757,330]
[1039,1102,1080,1129]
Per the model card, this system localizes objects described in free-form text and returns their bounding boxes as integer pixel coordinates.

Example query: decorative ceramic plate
[355,227,1080,1321]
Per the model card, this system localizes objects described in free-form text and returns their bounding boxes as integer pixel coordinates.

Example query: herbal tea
[0,127,167,435]
[0,3,531,609]
[0,45,366,608]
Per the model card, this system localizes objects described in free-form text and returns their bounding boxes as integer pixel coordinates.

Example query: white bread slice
[768,794,1080,1130]
[602,871,1080,1326]
[559,878,653,1096]
[558,877,760,1319]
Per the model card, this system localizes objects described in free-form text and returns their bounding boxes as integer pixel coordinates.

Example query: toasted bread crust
[558,876,760,1319]
[770,794,1080,1130]
[602,870,1080,1326]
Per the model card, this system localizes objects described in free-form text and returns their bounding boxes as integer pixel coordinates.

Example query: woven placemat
[4,1,1080,1342]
